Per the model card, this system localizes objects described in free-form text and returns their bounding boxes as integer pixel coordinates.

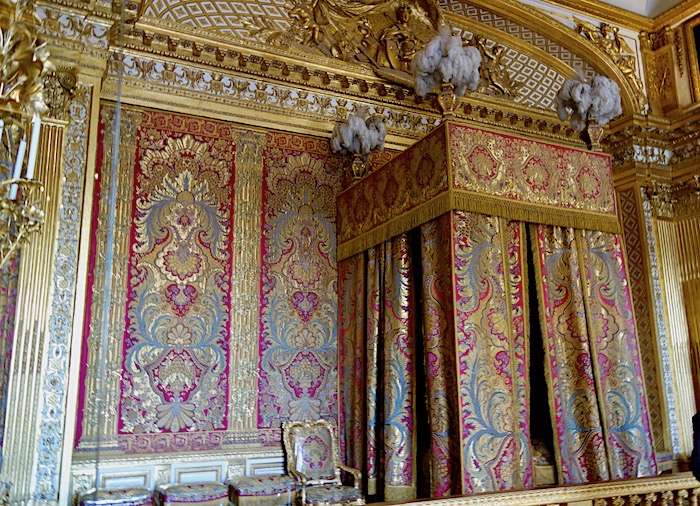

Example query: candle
[25,114,41,180]
[9,136,27,200]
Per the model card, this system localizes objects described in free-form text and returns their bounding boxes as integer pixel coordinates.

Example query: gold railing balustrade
[396,474,700,506]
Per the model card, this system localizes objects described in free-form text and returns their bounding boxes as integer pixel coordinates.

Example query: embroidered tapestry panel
[257,134,341,432]
[118,111,237,440]
[78,106,342,454]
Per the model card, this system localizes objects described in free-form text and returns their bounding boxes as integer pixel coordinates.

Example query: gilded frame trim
[683,13,700,104]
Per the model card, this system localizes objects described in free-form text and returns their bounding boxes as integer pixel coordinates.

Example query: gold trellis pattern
[455,27,566,110]
[141,0,289,40]
[441,0,597,80]
[618,187,665,452]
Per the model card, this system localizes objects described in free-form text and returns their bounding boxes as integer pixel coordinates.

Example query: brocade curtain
[339,212,532,501]
[533,225,657,483]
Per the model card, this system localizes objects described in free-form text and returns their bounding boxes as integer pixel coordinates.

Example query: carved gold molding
[98,47,589,151]
[43,68,77,120]
[398,474,700,506]
[646,176,700,219]
[654,0,700,30]
[683,14,700,104]
[538,0,652,31]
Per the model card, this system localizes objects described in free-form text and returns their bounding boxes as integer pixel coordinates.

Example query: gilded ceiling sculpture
[244,0,519,98]
[245,0,442,82]
[574,18,647,109]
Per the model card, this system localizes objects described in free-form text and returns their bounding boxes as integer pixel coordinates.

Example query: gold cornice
[536,0,652,30]
[606,109,700,142]
[111,28,589,148]
[134,18,372,79]
[458,0,642,113]
[653,0,700,29]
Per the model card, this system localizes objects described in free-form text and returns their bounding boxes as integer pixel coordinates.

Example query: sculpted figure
[378,5,418,72]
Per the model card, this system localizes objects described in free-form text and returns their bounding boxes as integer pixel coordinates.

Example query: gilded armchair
[282,420,364,506]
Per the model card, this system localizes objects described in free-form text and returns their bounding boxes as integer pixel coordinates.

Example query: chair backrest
[283,419,340,485]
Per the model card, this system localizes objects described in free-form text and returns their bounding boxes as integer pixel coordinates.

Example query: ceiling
[552,0,686,18]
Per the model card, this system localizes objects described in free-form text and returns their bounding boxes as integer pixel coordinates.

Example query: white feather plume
[331,109,386,156]
[555,75,622,131]
[412,25,482,97]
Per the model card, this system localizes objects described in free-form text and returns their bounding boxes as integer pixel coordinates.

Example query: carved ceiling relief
[137,0,533,106]
[244,0,523,99]
[574,19,647,110]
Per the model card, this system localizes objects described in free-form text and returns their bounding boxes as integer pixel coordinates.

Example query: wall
[72,103,343,487]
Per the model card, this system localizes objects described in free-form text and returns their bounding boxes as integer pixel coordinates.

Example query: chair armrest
[289,469,309,504]
[339,464,362,489]
[288,469,309,486]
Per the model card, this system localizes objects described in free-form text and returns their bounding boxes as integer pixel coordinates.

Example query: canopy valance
[337,121,619,260]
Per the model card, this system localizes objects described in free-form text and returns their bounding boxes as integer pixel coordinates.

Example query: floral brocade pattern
[449,124,615,216]
[338,254,365,472]
[336,126,448,245]
[534,225,609,484]
[535,226,657,482]
[452,212,530,494]
[119,111,236,438]
[291,427,336,481]
[580,231,657,478]
[419,216,461,496]
[382,235,416,491]
[258,135,341,428]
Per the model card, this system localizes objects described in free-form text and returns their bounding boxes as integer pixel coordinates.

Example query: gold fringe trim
[338,190,620,260]
[450,191,621,235]
[338,193,452,260]
[384,485,417,502]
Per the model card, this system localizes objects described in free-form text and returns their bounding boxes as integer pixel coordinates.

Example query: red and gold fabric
[419,215,461,497]
[534,225,609,483]
[452,212,531,493]
[534,226,657,482]
[382,234,417,501]
[337,122,617,262]
[579,230,657,479]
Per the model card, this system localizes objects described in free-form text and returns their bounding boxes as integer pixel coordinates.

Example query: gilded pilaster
[59,55,108,504]
[1,119,67,504]
[607,118,700,458]
[640,29,679,115]
[227,131,266,433]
